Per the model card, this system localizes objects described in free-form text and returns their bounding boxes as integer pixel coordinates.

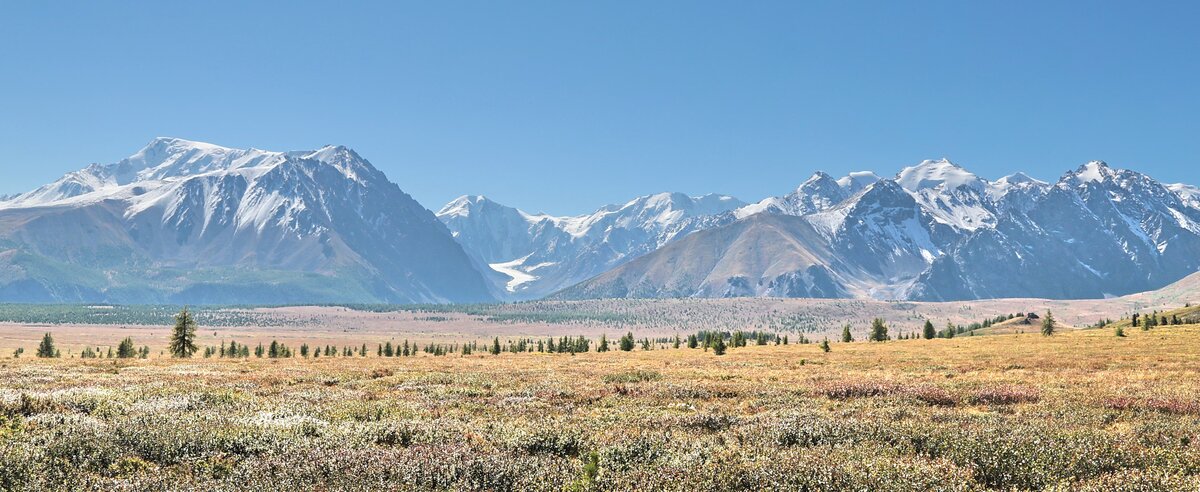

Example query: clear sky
[2,2,1197,214]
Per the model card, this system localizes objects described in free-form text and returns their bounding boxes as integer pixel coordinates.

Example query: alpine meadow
[4,2,1200,491]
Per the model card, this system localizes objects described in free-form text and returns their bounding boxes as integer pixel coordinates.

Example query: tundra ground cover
[1,324,1199,490]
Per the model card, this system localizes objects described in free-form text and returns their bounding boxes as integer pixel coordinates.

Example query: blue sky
[2,2,1197,214]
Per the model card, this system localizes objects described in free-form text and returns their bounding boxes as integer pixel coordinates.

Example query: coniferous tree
[300,344,310,357]
[674,335,682,349]
[869,318,889,342]
[922,320,936,340]
[491,337,501,355]
[36,332,57,358]
[168,308,199,358]
[117,337,136,358]
[1041,310,1056,336]
[597,334,609,352]
[841,324,853,343]
[1115,326,1126,337]
[712,333,727,356]
[819,339,831,352]
[619,332,635,352]
[687,334,698,349]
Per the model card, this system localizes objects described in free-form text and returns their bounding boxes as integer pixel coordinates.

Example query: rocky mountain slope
[437,192,745,299]
[550,160,1200,301]
[6,139,1196,304]
[0,138,491,303]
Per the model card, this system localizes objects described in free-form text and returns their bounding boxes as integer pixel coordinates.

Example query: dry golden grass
[1,323,1199,490]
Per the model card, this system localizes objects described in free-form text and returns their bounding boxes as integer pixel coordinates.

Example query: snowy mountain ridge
[3,139,1198,304]
[0,138,491,304]
[447,158,1200,302]
[436,191,746,298]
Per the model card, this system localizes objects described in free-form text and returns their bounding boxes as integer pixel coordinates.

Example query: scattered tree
[168,308,199,358]
[117,337,136,358]
[712,333,727,356]
[1041,310,1056,336]
[869,318,889,342]
[619,332,635,352]
[36,332,57,358]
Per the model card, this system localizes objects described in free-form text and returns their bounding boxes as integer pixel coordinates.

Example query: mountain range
[443,159,1200,302]
[3,138,1198,304]
[0,138,490,303]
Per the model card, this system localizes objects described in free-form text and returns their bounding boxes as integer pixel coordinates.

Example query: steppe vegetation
[1,305,1199,491]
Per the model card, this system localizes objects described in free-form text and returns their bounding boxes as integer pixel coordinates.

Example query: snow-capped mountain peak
[896,158,983,192]
[836,171,881,193]
[0,138,492,304]
[437,191,745,298]
[987,172,1050,201]
[993,172,1044,186]
[1065,160,1117,185]
[1169,183,1200,210]
[437,194,493,219]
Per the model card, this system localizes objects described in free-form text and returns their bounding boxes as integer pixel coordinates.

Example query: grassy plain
[2,320,1199,490]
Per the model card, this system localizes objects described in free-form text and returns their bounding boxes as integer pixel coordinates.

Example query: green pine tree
[1041,310,1056,336]
[36,332,57,358]
[869,318,889,342]
[168,308,199,358]
[922,320,936,340]
[117,337,136,358]
[619,332,635,352]
[841,324,853,343]
[712,333,727,356]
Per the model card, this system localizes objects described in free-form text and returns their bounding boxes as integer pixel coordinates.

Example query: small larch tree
[116,337,136,358]
[1041,310,1056,336]
[869,318,889,342]
[712,333,727,356]
[169,308,199,358]
[36,332,57,358]
[619,332,635,352]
